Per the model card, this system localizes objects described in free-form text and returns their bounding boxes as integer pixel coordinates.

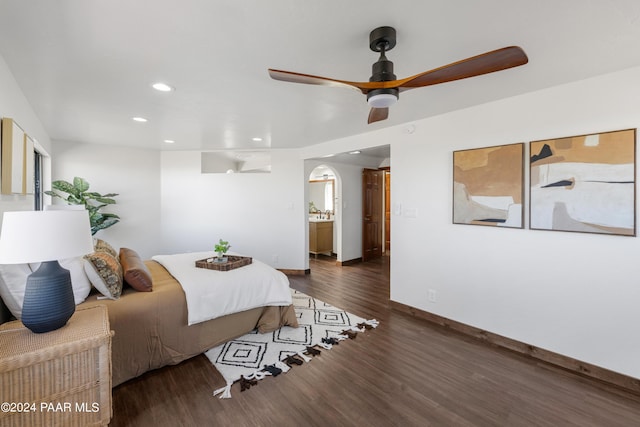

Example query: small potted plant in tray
[214,239,231,263]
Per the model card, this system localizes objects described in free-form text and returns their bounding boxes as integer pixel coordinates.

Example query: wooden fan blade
[397,46,528,90]
[368,107,389,124]
[268,69,367,93]
[269,47,527,95]
[270,46,527,125]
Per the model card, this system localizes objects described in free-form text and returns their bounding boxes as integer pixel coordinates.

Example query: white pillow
[0,263,33,319]
[29,257,92,305]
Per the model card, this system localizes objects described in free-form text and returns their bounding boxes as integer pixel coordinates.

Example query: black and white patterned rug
[206,289,378,398]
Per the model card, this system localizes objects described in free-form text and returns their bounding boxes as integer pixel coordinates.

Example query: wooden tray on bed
[195,255,252,271]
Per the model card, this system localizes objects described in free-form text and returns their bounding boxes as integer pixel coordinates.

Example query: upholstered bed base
[79,260,298,386]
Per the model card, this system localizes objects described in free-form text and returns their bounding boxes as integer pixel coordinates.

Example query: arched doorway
[307,165,341,265]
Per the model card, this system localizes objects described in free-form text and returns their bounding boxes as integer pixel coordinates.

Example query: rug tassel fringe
[275,361,291,373]
[213,382,233,399]
[340,330,358,339]
[297,351,312,362]
[367,319,380,328]
[284,354,303,366]
[263,364,283,376]
[306,346,321,356]
[240,375,259,392]
[246,370,269,381]
[358,319,380,329]
[318,341,332,350]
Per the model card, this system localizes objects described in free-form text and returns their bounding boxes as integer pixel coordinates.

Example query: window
[34,150,43,210]
[324,181,334,212]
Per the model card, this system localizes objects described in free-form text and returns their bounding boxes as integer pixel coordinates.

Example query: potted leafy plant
[45,177,120,235]
[214,239,231,263]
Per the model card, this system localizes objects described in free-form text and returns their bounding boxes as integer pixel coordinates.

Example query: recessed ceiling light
[252,137,263,142]
[163,139,175,144]
[348,150,361,155]
[152,82,174,92]
[132,117,148,122]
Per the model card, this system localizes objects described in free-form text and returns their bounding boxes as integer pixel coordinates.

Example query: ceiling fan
[268,26,528,124]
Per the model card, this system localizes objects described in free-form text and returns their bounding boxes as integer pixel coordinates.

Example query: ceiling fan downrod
[369,26,397,82]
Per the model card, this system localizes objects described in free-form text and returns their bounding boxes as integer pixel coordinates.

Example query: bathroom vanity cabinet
[309,220,333,257]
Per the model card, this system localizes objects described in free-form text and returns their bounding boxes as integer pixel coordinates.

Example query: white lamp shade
[0,210,94,264]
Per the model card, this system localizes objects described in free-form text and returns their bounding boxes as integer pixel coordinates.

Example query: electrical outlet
[427,289,437,303]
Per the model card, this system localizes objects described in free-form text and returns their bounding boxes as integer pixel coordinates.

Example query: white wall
[324,65,640,379]
[49,144,306,269]
[160,149,305,270]
[51,141,161,259]
[0,54,52,214]
[0,56,51,155]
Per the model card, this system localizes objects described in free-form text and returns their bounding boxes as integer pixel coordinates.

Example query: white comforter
[152,251,292,325]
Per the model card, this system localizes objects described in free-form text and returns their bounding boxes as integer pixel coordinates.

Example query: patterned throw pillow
[83,251,123,299]
[94,238,118,258]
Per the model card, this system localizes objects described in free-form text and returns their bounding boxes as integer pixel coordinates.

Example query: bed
[78,258,298,386]
[0,245,299,387]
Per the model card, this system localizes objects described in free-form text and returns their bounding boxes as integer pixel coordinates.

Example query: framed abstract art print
[529,129,636,236]
[453,143,524,228]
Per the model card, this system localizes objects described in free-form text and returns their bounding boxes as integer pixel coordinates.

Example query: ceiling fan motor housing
[370,55,396,82]
[367,48,400,106]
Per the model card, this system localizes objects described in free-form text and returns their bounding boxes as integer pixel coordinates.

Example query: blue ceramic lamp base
[21,260,75,334]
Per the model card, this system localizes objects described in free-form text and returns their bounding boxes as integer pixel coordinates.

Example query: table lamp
[0,210,94,333]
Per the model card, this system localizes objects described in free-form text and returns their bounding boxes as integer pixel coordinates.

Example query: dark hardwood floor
[110,255,640,426]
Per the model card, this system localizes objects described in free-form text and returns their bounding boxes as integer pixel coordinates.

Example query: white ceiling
[1,1,640,153]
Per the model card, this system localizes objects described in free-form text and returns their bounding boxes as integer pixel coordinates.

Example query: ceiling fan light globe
[367,92,398,108]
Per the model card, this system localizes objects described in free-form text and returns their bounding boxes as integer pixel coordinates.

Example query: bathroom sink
[309,217,333,222]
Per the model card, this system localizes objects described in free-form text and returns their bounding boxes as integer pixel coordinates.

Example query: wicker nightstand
[0,305,113,426]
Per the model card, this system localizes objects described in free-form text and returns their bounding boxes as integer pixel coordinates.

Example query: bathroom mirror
[309,179,334,213]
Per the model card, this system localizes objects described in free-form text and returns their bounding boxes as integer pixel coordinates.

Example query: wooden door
[362,168,384,261]
[385,171,391,252]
